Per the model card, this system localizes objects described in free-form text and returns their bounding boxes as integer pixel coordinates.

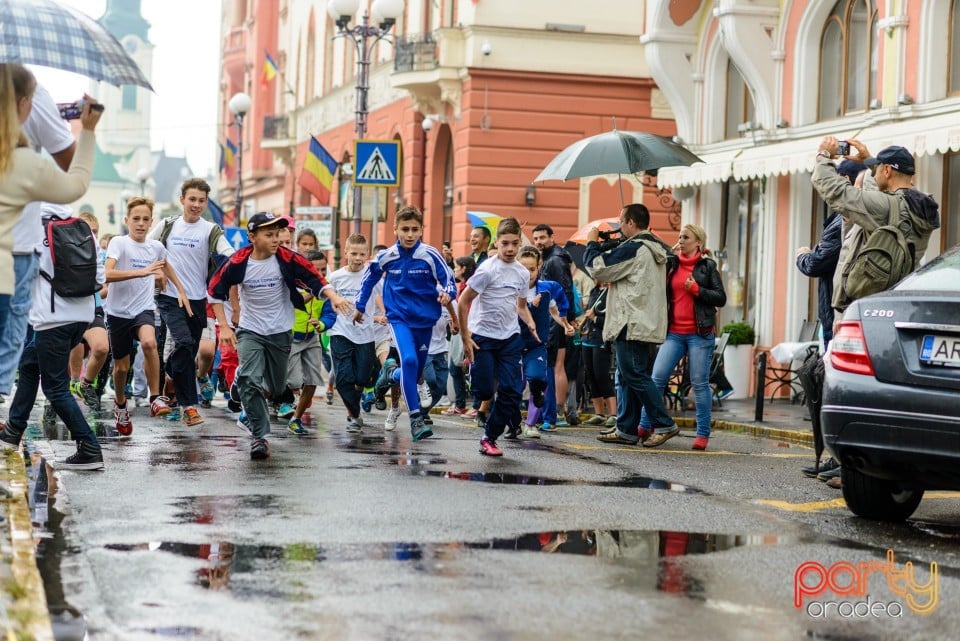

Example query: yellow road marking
[758,492,960,513]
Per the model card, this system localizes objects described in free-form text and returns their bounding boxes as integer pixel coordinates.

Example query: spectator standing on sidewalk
[584,204,679,449]
[634,224,726,451]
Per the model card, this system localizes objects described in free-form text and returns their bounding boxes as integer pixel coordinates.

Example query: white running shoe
[384,406,403,431]
[417,382,433,408]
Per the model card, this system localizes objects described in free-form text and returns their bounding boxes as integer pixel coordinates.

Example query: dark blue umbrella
[0,0,153,89]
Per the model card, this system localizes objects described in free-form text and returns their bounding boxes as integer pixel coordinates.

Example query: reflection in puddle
[104,529,789,599]
[169,494,284,524]
[413,470,702,493]
[25,449,88,641]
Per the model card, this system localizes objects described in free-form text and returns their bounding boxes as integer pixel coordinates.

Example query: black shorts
[86,307,106,332]
[108,310,156,360]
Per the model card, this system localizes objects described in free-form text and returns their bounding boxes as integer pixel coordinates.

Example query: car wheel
[841,466,924,522]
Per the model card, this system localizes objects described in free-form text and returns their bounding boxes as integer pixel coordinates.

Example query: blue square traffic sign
[224,227,250,250]
[354,140,400,187]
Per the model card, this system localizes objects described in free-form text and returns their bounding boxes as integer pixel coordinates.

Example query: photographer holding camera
[811,137,940,326]
[583,203,679,448]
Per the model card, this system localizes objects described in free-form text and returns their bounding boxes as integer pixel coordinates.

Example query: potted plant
[720,321,755,399]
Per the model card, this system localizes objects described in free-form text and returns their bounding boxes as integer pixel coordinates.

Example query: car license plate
[920,334,960,367]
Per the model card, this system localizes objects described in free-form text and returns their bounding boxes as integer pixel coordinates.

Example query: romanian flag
[223,139,237,177]
[299,136,338,205]
[262,51,278,85]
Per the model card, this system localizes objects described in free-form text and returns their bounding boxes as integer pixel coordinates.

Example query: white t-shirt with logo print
[147,217,234,300]
[104,235,167,318]
[328,267,376,345]
[466,256,529,340]
[237,256,292,336]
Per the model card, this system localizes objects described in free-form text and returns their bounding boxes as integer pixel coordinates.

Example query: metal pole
[371,187,379,249]
[351,14,372,235]
[235,114,244,226]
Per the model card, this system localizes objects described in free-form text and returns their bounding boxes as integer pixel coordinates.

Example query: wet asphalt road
[19,396,960,641]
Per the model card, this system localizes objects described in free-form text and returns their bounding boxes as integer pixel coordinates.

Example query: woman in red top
[640,224,726,450]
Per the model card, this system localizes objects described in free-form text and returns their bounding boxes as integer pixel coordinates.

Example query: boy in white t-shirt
[105,198,191,436]
[327,234,380,433]
[210,213,348,460]
[458,217,540,457]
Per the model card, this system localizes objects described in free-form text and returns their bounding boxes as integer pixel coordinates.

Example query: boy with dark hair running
[209,213,348,459]
[459,218,540,456]
[354,206,457,441]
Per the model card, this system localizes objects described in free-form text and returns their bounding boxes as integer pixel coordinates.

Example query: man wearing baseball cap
[208,212,350,460]
[811,138,940,317]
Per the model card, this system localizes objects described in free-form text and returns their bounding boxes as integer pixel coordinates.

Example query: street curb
[1,449,54,641]
[429,407,816,448]
[674,416,815,447]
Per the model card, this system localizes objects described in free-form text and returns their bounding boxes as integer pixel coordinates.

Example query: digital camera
[837,140,850,156]
[596,228,624,251]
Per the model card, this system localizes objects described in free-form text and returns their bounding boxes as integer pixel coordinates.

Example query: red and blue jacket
[207,245,332,311]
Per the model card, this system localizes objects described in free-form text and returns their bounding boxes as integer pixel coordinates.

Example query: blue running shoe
[373,358,397,411]
[277,403,296,419]
[165,406,181,422]
[360,390,375,414]
[288,417,308,435]
[199,376,215,403]
[539,422,557,432]
[410,414,433,441]
[236,411,251,433]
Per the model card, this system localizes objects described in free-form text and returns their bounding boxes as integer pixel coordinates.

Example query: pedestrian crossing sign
[354,139,400,187]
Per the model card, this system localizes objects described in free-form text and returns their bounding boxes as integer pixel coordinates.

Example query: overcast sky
[31,0,221,176]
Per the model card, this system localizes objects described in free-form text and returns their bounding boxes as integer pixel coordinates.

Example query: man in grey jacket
[812,138,940,330]
[583,204,679,448]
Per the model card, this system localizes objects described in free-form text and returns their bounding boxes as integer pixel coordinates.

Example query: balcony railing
[262,114,289,140]
[394,34,438,73]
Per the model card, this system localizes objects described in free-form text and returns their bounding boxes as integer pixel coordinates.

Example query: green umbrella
[534,130,701,182]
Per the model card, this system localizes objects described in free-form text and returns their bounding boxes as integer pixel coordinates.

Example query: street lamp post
[136,167,151,197]
[228,92,252,227]
[329,0,404,234]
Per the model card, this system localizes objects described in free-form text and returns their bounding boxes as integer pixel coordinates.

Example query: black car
[822,246,960,521]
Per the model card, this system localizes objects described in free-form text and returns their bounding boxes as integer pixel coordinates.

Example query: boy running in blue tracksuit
[516,246,574,439]
[354,206,457,441]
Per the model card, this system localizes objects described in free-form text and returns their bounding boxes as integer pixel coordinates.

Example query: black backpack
[39,217,101,312]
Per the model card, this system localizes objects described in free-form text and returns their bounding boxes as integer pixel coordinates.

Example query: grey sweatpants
[236,329,292,439]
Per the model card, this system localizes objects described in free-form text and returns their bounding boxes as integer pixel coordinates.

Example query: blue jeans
[0,253,35,394]
[157,296,208,408]
[640,332,715,438]
[6,324,98,445]
[614,339,674,438]
[471,332,524,442]
[422,352,449,413]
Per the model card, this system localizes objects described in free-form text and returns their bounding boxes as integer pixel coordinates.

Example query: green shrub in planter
[721,321,755,346]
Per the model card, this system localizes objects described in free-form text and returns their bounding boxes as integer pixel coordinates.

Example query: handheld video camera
[596,227,624,251]
[56,100,105,121]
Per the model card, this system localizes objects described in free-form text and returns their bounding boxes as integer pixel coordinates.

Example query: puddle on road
[413,470,702,493]
[169,494,285,524]
[102,529,791,597]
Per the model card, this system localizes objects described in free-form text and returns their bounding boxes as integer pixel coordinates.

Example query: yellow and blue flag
[299,136,338,205]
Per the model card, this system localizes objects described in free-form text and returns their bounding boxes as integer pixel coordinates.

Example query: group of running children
[14,179,582,466]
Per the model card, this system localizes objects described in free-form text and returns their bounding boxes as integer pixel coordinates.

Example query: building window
[943,153,960,251]
[818,0,878,119]
[719,179,762,324]
[724,60,754,139]
[951,0,960,94]
[122,85,137,111]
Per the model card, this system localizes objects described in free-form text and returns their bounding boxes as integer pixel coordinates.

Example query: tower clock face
[124,38,139,54]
